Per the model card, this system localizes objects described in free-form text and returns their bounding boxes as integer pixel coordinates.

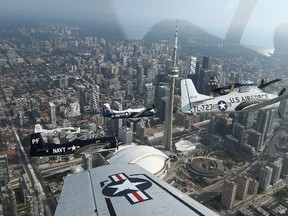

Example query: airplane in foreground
[181,78,288,116]
[34,124,80,136]
[30,133,118,157]
[55,163,219,216]
[102,103,156,119]
[212,78,282,95]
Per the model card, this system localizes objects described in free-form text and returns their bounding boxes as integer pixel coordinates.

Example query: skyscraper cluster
[221,176,258,209]
[209,108,275,158]
[221,155,286,209]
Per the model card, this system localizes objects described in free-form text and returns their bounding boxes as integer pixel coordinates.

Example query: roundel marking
[102,173,152,205]
[218,100,228,111]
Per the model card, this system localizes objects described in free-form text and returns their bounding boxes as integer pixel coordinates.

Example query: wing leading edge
[236,93,288,112]
[55,164,219,216]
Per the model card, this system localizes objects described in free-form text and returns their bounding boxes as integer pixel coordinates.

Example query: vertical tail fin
[102,103,113,117]
[181,79,213,113]
[30,133,47,157]
[34,124,42,133]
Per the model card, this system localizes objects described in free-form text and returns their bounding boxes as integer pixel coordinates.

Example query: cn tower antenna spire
[162,20,180,151]
[172,20,178,69]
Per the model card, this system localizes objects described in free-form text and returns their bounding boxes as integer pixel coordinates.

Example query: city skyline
[0,7,288,215]
[0,0,288,48]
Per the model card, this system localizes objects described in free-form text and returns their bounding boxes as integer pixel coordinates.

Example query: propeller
[211,79,282,95]
[258,79,282,89]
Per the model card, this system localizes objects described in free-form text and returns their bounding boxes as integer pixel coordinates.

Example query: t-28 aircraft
[181,79,288,116]
[34,124,80,136]
[30,133,118,157]
[103,103,156,119]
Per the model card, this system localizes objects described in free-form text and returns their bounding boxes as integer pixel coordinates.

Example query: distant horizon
[0,13,278,50]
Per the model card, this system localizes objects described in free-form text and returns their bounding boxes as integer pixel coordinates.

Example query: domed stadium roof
[108,145,169,178]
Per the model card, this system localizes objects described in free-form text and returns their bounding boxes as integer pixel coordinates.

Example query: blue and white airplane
[103,103,156,119]
[30,133,118,157]
[181,79,288,116]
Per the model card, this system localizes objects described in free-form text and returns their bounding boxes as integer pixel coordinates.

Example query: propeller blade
[259,79,282,89]
[279,88,286,96]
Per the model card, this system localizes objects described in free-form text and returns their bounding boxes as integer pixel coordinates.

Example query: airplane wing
[235,93,288,111]
[132,108,150,118]
[55,164,219,216]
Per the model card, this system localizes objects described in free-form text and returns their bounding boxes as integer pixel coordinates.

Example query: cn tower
[162,21,179,151]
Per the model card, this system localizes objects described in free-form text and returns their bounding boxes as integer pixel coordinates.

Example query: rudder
[181,79,213,113]
[30,133,46,157]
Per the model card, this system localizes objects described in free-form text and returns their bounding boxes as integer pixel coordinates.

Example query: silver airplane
[181,79,288,116]
[55,164,219,216]
[34,124,80,136]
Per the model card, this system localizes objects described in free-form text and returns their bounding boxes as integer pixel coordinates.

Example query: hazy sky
[1,0,288,48]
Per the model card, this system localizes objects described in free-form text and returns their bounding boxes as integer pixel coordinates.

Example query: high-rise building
[162,22,179,151]
[91,84,100,112]
[78,85,86,112]
[255,109,273,145]
[84,36,93,47]
[224,135,240,150]
[270,158,283,184]
[144,83,155,108]
[118,127,133,144]
[137,65,145,96]
[0,155,9,187]
[135,120,147,139]
[59,75,68,89]
[232,122,245,143]
[247,129,262,152]
[82,153,93,170]
[208,115,217,134]
[221,179,237,209]
[1,183,17,216]
[258,166,273,191]
[155,84,169,112]
[248,178,259,194]
[125,80,134,96]
[215,115,233,136]
[237,112,254,128]
[27,193,44,216]
[146,67,157,82]
[18,110,24,127]
[30,98,39,123]
[49,102,56,126]
[188,56,197,75]
[235,175,249,200]
[281,153,288,179]
[202,56,210,70]
[19,173,32,204]
[189,61,201,88]
[183,56,197,77]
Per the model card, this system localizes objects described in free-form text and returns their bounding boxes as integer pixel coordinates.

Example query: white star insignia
[108,179,146,195]
[219,102,227,110]
[71,145,77,151]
